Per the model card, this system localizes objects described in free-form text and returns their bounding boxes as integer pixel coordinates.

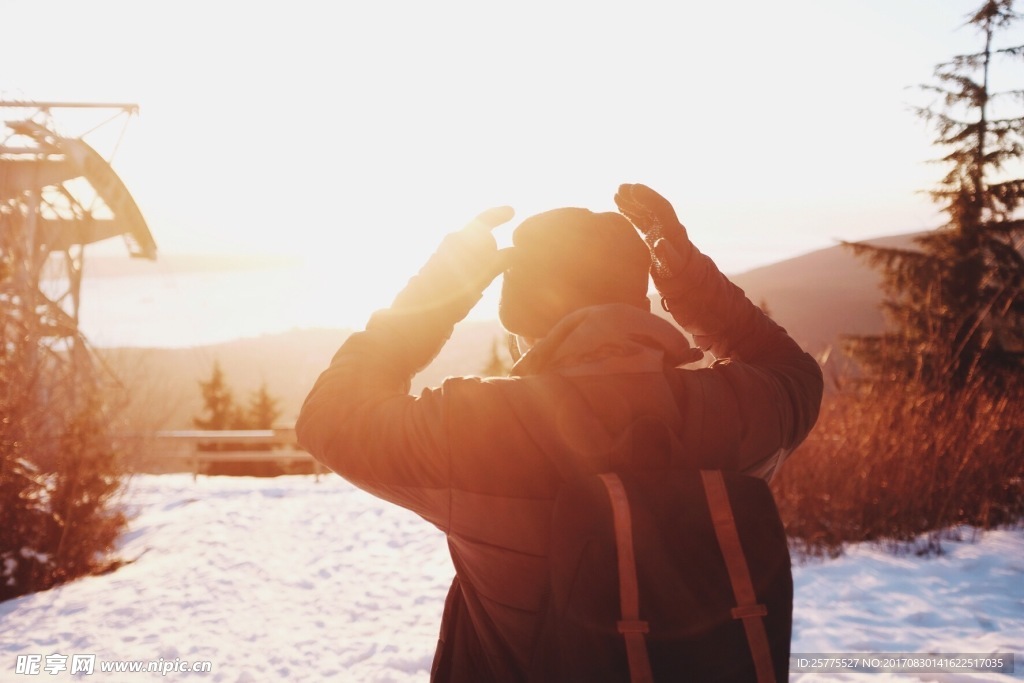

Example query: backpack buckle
[731,603,768,620]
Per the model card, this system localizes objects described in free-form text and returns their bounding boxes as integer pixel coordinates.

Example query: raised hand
[614,183,694,296]
[448,206,516,293]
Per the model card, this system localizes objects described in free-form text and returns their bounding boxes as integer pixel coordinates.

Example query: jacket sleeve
[294,227,504,529]
[295,325,455,528]
[666,248,824,480]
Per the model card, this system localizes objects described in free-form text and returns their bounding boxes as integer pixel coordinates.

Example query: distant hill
[728,232,922,359]
[100,232,920,431]
[100,321,509,432]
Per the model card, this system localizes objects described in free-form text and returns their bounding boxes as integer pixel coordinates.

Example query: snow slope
[1,475,1021,682]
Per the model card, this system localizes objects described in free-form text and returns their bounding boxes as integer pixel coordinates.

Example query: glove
[613,183,696,300]
[367,206,515,373]
[389,206,514,309]
[615,183,720,350]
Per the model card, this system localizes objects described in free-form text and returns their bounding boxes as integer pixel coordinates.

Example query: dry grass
[771,373,1024,557]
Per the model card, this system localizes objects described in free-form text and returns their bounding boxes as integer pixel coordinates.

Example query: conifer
[845,0,1024,391]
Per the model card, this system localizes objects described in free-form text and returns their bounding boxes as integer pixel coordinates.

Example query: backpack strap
[700,470,776,683]
[597,473,654,683]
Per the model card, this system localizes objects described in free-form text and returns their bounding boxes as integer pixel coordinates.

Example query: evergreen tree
[193,361,244,430]
[246,382,282,429]
[845,0,1024,390]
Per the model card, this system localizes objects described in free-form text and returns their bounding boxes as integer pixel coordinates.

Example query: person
[296,183,823,682]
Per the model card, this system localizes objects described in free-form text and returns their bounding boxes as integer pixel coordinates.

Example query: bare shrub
[1,336,130,601]
[2,110,138,600]
[772,373,1024,557]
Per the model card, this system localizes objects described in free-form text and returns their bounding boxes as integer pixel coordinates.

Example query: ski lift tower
[0,101,157,375]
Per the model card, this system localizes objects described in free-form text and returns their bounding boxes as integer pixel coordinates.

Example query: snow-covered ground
[1,474,1021,682]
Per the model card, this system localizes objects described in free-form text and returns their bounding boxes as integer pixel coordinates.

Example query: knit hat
[499,207,651,339]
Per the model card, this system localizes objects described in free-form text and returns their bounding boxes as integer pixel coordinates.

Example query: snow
[1,474,1021,682]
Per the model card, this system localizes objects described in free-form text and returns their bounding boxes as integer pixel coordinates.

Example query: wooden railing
[149,428,327,480]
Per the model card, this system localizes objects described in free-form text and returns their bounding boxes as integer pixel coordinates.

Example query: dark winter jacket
[296,252,823,682]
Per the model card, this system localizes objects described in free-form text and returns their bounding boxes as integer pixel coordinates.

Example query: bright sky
[3,0,1020,313]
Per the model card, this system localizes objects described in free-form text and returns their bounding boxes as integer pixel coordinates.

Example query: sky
[1,473,1021,682]
[3,0,1022,313]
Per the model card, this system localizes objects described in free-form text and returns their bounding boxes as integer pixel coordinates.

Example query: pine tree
[845,0,1024,391]
[246,382,282,429]
[193,361,244,430]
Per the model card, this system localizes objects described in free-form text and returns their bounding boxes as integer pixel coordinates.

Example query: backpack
[529,468,792,682]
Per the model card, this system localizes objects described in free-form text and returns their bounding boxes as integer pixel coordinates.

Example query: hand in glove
[613,183,696,301]
[368,206,516,373]
[615,183,724,351]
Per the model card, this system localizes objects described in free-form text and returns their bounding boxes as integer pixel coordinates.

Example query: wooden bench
[152,428,327,480]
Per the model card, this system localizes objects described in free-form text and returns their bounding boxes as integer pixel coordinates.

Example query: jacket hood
[511,304,704,377]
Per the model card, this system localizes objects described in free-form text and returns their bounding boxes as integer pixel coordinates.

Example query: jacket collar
[510,304,703,377]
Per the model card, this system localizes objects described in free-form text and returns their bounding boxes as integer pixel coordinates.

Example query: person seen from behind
[296,183,824,681]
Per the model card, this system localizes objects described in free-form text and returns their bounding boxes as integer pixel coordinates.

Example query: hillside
[728,232,921,358]
[100,321,509,433]
[99,232,917,433]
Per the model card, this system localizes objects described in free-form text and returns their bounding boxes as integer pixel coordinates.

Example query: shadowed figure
[297,184,823,682]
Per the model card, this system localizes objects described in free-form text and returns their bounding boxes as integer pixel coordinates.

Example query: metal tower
[0,101,157,364]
